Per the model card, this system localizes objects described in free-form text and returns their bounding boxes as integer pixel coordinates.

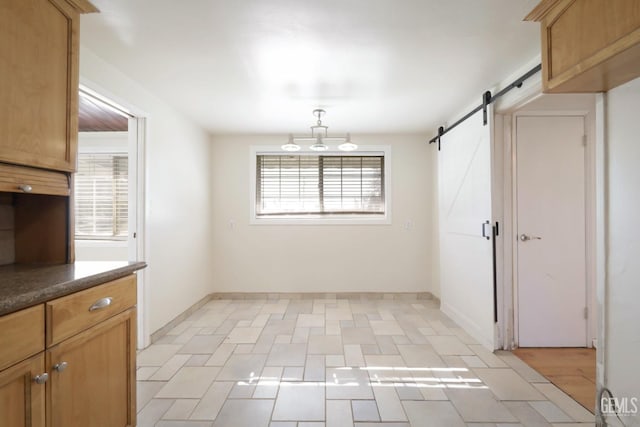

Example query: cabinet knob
[33,373,49,384]
[53,361,68,372]
[19,184,33,193]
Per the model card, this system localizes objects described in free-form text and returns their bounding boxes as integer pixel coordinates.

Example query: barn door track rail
[428,64,542,150]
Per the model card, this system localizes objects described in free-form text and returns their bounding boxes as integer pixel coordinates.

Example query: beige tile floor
[136,295,595,427]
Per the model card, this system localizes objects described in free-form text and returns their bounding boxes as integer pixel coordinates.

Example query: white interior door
[516,115,587,347]
[438,109,495,349]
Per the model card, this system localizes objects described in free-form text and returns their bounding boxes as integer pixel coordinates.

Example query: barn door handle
[481,221,491,240]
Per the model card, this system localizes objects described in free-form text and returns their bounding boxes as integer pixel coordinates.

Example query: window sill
[250,215,391,225]
[75,239,128,248]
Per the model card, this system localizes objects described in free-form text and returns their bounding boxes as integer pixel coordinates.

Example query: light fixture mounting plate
[313,109,326,118]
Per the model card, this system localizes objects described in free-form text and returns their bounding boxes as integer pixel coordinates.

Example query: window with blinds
[75,153,128,240]
[256,154,385,216]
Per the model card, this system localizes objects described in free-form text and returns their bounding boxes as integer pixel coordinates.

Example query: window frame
[74,151,129,241]
[250,145,392,225]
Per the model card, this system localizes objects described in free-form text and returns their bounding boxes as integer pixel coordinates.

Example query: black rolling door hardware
[428,64,542,150]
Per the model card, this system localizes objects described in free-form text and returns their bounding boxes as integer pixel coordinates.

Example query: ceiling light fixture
[285,109,357,152]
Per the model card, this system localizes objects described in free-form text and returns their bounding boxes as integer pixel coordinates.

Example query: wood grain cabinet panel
[526,0,640,92]
[0,353,46,427]
[0,0,79,171]
[0,0,97,172]
[47,309,136,427]
[14,193,71,265]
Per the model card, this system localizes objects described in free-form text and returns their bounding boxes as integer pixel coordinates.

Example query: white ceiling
[81,0,540,135]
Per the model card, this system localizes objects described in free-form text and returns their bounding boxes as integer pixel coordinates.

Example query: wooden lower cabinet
[0,276,138,426]
[47,308,137,427]
[0,353,46,427]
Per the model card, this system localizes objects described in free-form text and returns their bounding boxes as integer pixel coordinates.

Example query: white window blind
[256,154,385,216]
[75,153,128,240]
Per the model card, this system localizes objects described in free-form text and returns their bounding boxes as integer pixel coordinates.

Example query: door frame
[509,110,594,348]
[127,116,149,349]
[78,80,151,349]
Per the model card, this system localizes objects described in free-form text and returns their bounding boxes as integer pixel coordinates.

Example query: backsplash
[0,194,15,265]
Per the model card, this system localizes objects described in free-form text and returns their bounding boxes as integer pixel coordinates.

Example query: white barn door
[438,108,496,349]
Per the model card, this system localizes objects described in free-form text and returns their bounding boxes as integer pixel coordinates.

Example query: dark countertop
[0,261,147,316]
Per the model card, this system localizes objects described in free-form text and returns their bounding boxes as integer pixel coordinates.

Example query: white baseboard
[441,301,495,351]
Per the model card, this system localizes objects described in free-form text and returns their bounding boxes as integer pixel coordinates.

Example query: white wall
[602,77,640,425]
[75,131,129,262]
[79,47,214,335]
[76,240,128,262]
[210,134,438,295]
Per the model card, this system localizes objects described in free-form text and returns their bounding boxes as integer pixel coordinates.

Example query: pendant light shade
[281,134,301,151]
[309,135,329,151]
[338,133,357,151]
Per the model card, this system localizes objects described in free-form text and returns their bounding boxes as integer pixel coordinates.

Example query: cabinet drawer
[46,275,136,346]
[0,163,70,196]
[0,305,45,371]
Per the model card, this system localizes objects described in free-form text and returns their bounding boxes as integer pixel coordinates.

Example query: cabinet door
[0,0,80,172]
[527,0,640,92]
[48,309,137,427]
[0,353,46,427]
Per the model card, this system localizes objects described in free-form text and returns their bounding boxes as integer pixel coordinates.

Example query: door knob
[520,234,542,242]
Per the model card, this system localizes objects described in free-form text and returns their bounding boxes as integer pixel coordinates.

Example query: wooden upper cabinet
[0,0,97,172]
[526,0,640,92]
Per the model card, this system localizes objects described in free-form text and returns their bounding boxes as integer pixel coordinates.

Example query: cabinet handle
[19,184,33,193]
[34,373,49,384]
[53,361,68,372]
[89,297,113,312]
